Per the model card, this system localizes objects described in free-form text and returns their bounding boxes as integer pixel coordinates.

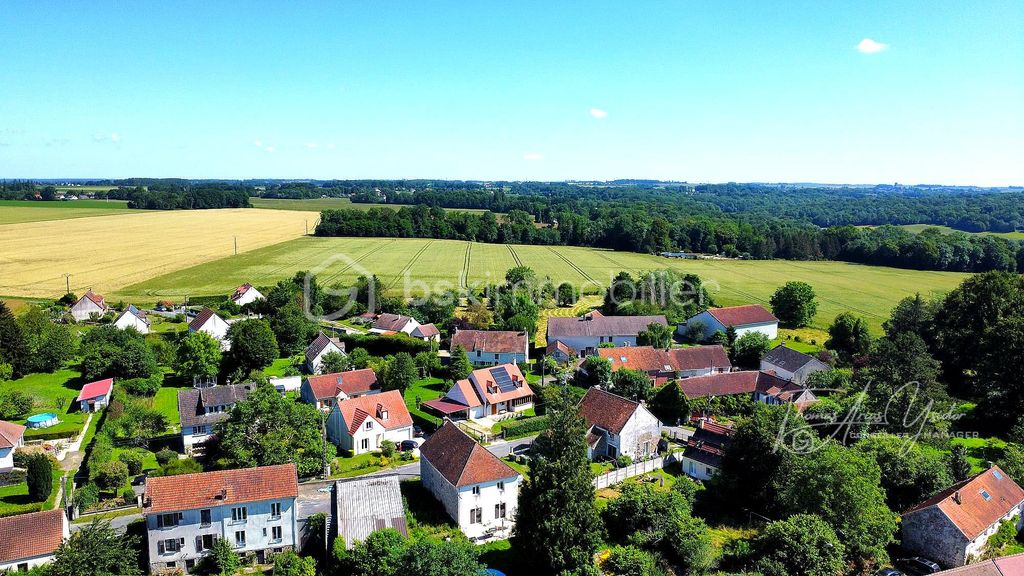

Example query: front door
[491,404,497,416]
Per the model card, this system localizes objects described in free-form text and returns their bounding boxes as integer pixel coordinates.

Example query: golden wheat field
[0,208,318,298]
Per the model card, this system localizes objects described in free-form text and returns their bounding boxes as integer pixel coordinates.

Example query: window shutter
[158,541,165,555]
[179,538,185,546]
[196,536,202,551]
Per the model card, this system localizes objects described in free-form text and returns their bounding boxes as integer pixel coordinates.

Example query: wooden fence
[593,454,678,489]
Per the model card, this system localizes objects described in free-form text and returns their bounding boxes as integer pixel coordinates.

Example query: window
[271,526,283,542]
[158,538,184,555]
[494,353,499,361]
[156,513,182,528]
[470,507,483,524]
[17,563,28,572]
[497,481,504,491]
[365,420,373,430]
[981,490,992,501]
[471,485,480,496]
[231,507,247,523]
[271,502,281,519]
[360,438,369,450]
[200,534,215,551]
[234,530,246,547]
[495,503,507,519]
[200,509,212,527]
[994,470,1004,480]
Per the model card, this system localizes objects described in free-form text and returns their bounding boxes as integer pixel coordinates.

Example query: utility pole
[321,411,329,479]
[63,273,71,295]
[233,236,237,255]
[305,219,308,235]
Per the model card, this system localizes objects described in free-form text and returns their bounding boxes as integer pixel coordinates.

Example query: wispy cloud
[265,146,276,153]
[856,38,889,54]
[523,152,543,161]
[93,132,121,143]
[253,139,275,152]
[589,107,608,119]
[304,142,318,149]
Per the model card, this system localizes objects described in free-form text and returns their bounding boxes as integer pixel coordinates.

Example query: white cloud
[326,143,336,150]
[857,38,889,54]
[523,152,543,161]
[92,132,121,143]
[110,132,120,143]
[265,146,276,153]
[253,139,263,147]
[590,107,608,119]
[304,142,318,149]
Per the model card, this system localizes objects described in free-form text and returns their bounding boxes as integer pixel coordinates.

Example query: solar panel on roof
[489,366,517,393]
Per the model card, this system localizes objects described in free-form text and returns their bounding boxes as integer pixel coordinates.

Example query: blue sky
[1,1,1021,185]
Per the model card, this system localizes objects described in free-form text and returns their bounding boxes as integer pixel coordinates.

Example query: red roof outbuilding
[76,378,113,402]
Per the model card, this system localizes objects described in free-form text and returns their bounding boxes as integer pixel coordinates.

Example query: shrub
[75,483,99,512]
[604,545,664,576]
[0,389,33,419]
[615,455,633,468]
[26,453,53,502]
[157,458,203,477]
[121,486,137,504]
[380,440,396,459]
[501,415,550,438]
[118,450,145,476]
[155,448,178,466]
[119,374,163,397]
[96,461,129,491]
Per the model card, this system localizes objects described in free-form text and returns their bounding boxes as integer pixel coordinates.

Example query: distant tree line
[114,183,251,209]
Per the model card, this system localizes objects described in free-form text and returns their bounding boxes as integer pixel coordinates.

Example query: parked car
[511,442,533,456]
[413,425,424,437]
[400,438,424,452]
[895,557,941,575]
[876,569,905,576]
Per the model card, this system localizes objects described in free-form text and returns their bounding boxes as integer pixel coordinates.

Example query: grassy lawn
[147,381,192,434]
[0,463,63,518]
[708,524,759,551]
[331,451,415,479]
[502,457,530,478]
[404,376,448,429]
[0,199,140,225]
[478,539,527,575]
[490,408,537,434]
[264,357,300,378]
[111,447,160,473]
[147,316,186,334]
[951,436,1007,473]
[772,327,828,353]
[72,505,142,524]
[0,369,89,439]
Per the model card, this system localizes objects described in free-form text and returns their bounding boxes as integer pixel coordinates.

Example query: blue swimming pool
[26,413,59,428]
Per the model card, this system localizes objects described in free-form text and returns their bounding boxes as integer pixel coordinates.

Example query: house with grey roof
[760,344,830,385]
[546,311,668,357]
[177,384,252,454]
[331,475,408,550]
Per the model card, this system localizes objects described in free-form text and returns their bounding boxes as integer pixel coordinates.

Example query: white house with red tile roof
[70,290,107,321]
[77,377,113,412]
[0,509,69,572]
[680,304,779,341]
[578,388,660,461]
[113,305,151,334]
[326,390,413,455]
[301,369,379,410]
[142,464,299,573]
[369,313,440,342]
[0,420,26,472]
[230,283,264,307]
[902,466,1024,568]
[451,330,529,366]
[598,345,731,384]
[410,323,440,343]
[304,332,346,374]
[188,308,231,351]
[419,421,520,540]
[422,364,534,421]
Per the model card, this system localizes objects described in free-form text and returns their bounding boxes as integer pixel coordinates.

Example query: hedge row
[336,332,432,357]
[501,415,550,439]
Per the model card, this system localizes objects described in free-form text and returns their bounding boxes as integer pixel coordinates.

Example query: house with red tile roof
[369,313,440,342]
[0,509,69,572]
[230,282,264,307]
[0,420,26,472]
[679,304,779,342]
[419,421,520,540]
[451,330,528,366]
[902,466,1024,568]
[598,345,731,384]
[546,311,668,356]
[188,307,231,351]
[578,388,661,461]
[70,290,108,321]
[142,464,299,573]
[545,340,576,364]
[930,552,1024,575]
[326,390,413,455]
[422,364,534,421]
[680,419,734,481]
[77,377,113,412]
[676,370,817,413]
[304,332,346,374]
[301,369,379,410]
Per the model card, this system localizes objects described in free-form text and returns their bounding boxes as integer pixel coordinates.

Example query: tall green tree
[381,352,417,395]
[612,368,653,403]
[753,514,845,576]
[976,316,1024,435]
[80,326,158,380]
[270,302,319,356]
[49,520,142,576]
[883,293,938,340]
[174,331,222,383]
[0,301,27,377]
[949,444,973,482]
[226,319,279,374]
[448,346,473,381]
[513,389,603,575]
[826,312,872,365]
[26,453,53,502]
[574,356,612,389]
[18,306,77,373]
[732,331,771,369]
[637,322,673,349]
[770,281,818,327]
[854,434,952,511]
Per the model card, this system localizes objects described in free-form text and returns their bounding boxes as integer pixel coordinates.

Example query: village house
[70,290,107,321]
[326,390,413,455]
[929,552,1024,575]
[599,344,732,384]
[578,388,661,461]
[451,330,529,366]
[680,420,734,481]
[230,283,265,307]
[301,369,379,411]
[546,311,669,356]
[545,340,576,365]
[760,344,830,385]
[0,509,69,572]
[177,384,251,454]
[419,421,521,540]
[304,332,346,374]
[369,313,440,342]
[902,466,1024,568]
[113,304,151,334]
[421,364,534,421]
[142,464,299,574]
[331,475,408,550]
[77,377,113,412]
[677,370,818,413]
[0,420,26,472]
[679,304,779,342]
[189,308,232,351]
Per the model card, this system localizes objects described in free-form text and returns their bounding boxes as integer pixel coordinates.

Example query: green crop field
[897,223,1024,240]
[116,236,970,333]
[250,197,492,215]
[0,199,140,225]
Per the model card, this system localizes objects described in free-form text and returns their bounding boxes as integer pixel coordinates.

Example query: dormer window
[379,409,389,421]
